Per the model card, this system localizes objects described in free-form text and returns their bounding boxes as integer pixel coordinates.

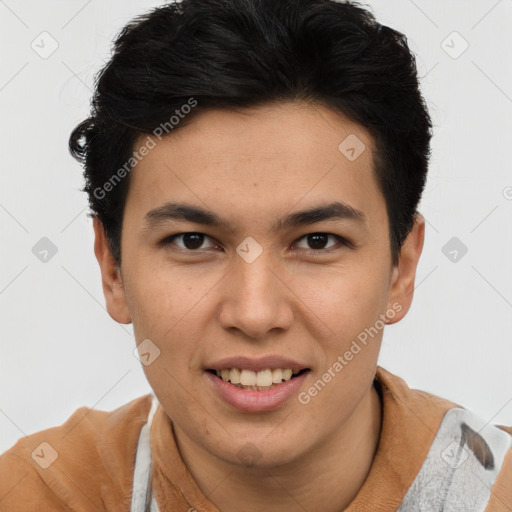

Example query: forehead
[124,101,385,228]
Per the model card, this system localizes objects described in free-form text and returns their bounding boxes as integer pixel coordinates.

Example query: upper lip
[206,356,310,373]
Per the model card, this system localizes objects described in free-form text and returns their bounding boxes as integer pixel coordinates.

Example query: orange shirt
[1,366,511,511]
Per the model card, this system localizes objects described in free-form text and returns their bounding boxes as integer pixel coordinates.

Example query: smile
[204,367,311,412]
[208,368,310,391]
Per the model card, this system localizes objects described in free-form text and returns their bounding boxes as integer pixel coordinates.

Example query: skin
[94,101,424,512]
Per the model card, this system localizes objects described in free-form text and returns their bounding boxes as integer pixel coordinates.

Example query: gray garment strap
[130,394,161,512]
[397,407,512,512]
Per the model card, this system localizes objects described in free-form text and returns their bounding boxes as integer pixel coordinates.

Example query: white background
[1,0,511,454]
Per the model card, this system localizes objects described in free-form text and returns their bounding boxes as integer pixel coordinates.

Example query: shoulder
[374,367,512,510]
[485,443,512,511]
[0,394,154,512]
[376,367,512,511]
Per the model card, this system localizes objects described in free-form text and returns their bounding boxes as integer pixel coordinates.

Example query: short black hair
[69,0,432,267]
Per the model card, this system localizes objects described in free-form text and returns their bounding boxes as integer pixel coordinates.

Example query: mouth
[206,367,311,391]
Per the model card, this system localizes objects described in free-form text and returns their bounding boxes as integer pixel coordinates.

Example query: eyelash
[159,232,350,256]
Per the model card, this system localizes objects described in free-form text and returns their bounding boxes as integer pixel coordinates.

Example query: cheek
[127,269,206,415]
[124,257,201,339]
[301,269,386,418]
[296,259,390,337]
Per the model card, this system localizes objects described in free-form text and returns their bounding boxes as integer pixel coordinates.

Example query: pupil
[184,233,204,249]
[308,233,327,249]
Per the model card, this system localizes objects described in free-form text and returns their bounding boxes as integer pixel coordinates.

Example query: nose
[217,249,294,340]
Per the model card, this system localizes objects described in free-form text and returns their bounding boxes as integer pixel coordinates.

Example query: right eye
[160,232,220,252]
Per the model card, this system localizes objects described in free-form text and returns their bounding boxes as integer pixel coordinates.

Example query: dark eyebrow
[144,201,367,231]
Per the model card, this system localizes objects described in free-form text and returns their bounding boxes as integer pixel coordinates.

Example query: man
[1,0,510,510]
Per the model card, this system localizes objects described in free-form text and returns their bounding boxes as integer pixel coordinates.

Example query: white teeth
[229,368,241,384]
[256,369,273,387]
[282,369,293,380]
[272,368,283,383]
[213,367,303,388]
[240,369,257,386]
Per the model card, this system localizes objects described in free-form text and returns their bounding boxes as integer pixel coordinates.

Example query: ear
[93,216,132,324]
[385,213,425,324]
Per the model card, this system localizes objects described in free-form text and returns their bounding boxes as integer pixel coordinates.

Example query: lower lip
[204,371,309,413]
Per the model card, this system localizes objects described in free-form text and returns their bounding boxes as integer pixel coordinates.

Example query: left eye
[161,232,346,253]
[294,233,343,252]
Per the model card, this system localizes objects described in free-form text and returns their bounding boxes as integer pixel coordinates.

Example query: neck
[174,383,382,512]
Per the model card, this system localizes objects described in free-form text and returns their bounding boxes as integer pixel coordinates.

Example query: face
[94,101,424,468]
